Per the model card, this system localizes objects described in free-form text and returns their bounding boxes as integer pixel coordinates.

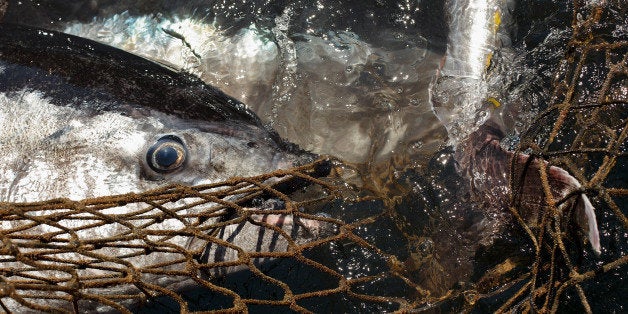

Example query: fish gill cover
[0,1,625,313]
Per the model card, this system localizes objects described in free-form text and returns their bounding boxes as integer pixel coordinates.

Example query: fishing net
[0,159,338,313]
[0,1,626,313]
[0,158,437,313]
[468,2,628,312]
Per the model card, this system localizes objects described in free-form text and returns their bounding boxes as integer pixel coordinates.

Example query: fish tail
[547,165,601,255]
[581,193,601,255]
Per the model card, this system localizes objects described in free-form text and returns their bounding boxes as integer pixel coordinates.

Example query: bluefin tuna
[431,0,600,254]
[0,23,329,312]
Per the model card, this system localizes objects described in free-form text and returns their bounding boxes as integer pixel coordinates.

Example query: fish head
[0,27,335,311]
[0,82,313,203]
[103,110,311,190]
[0,24,316,202]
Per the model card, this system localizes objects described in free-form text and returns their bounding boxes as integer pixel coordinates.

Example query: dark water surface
[2,0,626,312]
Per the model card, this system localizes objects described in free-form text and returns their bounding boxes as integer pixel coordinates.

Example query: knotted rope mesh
[486,2,627,312]
[0,1,626,313]
[0,159,439,313]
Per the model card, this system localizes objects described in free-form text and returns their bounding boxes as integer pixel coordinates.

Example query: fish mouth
[198,159,335,276]
[208,155,331,226]
[218,156,333,237]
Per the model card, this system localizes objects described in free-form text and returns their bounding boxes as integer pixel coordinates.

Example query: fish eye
[146,135,187,173]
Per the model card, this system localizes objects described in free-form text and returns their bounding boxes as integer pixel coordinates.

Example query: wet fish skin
[0,23,265,129]
[456,121,601,255]
[431,0,516,146]
[0,23,327,312]
[0,23,312,201]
